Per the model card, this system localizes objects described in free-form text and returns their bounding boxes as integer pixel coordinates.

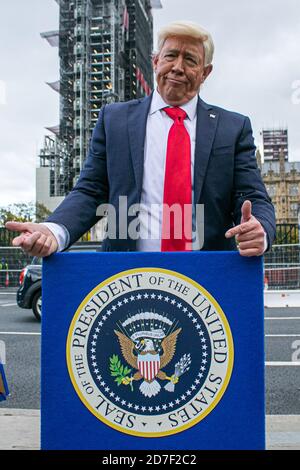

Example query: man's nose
[171,56,184,74]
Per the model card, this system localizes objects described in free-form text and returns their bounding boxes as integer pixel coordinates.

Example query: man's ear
[152,53,159,71]
[202,64,213,82]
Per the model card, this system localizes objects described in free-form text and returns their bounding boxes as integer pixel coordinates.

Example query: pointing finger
[5,221,30,233]
[225,220,256,238]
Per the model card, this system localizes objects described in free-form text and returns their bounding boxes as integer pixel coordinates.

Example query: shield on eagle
[137,353,160,381]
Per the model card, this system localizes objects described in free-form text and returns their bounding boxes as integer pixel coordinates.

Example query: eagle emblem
[112,312,190,398]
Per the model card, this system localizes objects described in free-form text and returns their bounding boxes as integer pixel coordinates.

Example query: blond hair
[157,21,214,66]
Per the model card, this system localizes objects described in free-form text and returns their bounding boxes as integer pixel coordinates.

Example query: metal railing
[0,243,101,288]
[1,244,300,291]
[0,247,32,288]
[264,244,300,290]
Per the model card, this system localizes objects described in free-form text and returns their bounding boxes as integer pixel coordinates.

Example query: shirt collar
[149,88,198,121]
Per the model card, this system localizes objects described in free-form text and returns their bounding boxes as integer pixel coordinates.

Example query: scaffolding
[262,128,289,162]
[39,0,159,200]
[39,135,69,197]
[125,0,154,100]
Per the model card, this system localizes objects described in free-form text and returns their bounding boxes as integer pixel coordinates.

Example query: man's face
[153,36,212,106]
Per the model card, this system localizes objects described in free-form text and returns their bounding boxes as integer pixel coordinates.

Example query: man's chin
[163,93,189,106]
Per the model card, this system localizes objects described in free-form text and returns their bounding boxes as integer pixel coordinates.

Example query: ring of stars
[87,290,211,414]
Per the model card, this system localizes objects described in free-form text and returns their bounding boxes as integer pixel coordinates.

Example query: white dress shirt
[43,89,267,252]
[137,89,198,251]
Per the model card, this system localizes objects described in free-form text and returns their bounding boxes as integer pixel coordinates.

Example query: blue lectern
[41,252,265,450]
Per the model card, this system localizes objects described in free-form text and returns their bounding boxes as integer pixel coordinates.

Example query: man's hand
[5,222,58,257]
[225,200,266,257]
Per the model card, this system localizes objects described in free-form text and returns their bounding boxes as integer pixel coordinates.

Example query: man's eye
[186,57,197,64]
[165,53,175,58]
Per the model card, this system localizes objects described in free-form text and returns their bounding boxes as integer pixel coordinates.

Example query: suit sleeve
[232,116,276,248]
[46,106,109,246]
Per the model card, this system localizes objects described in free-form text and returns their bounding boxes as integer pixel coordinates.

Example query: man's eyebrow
[163,48,200,60]
[163,48,180,54]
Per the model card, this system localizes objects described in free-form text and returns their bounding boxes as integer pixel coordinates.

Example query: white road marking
[0,303,17,307]
[266,334,300,337]
[0,293,17,295]
[0,332,41,336]
[265,317,300,320]
[265,362,300,366]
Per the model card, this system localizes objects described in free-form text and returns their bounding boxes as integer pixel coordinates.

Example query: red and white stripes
[138,357,160,381]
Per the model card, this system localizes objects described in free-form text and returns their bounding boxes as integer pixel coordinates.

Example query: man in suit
[6,21,275,256]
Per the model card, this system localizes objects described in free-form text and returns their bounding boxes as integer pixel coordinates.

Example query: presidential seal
[66,268,234,437]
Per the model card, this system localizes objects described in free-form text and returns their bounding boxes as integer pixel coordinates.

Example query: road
[265,306,300,414]
[0,290,40,409]
[0,289,300,413]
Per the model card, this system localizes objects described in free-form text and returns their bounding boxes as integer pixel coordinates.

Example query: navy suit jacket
[47,94,276,251]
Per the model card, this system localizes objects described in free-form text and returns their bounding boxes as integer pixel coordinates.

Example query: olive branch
[109,354,133,391]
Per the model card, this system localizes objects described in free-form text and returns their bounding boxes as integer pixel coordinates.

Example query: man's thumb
[241,200,252,223]
[5,221,30,233]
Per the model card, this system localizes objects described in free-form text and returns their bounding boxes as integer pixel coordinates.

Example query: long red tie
[161,107,192,251]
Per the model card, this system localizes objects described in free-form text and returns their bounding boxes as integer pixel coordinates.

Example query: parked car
[17,243,101,321]
[17,256,42,320]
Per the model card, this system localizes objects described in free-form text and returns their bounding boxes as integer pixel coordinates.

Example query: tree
[35,203,52,223]
[0,202,51,227]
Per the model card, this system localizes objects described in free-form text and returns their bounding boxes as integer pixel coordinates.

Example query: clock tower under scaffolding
[37,0,162,210]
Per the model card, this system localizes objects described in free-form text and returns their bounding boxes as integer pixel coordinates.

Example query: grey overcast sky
[0,0,299,206]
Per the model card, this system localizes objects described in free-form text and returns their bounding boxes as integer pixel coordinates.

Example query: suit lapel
[194,98,219,204]
[128,94,218,204]
[128,94,152,199]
